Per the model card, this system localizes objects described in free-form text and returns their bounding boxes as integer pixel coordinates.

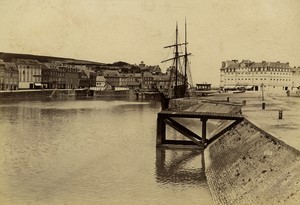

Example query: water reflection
[0,99,212,205]
[155,147,206,185]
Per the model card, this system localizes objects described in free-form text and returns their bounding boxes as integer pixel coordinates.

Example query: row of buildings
[0,59,172,91]
[220,60,300,91]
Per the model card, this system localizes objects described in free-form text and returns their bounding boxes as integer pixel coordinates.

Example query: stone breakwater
[206,119,300,205]
[169,98,300,205]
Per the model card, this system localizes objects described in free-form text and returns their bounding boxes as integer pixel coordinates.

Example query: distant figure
[286,89,290,97]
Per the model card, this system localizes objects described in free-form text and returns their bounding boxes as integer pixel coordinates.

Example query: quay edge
[167,98,300,205]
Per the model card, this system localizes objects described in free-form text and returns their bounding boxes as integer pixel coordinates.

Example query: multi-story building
[4,62,19,90]
[291,66,300,88]
[65,66,79,89]
[220,60,293,91]
[78,70,90,88]
[0,60,19,90]
[0,60,5,90]
[16,59,42,89]
[141,72,154,90]
[153,74,170,90]
[103,70,121,89]
[42,63,79,89]
[57,67,67,89]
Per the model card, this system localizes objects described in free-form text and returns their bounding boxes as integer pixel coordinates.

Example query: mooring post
[262,102,265,110]
[156,114,166,145]
[279,110,283,119]
[227,97,229,102]
[201,118,207,148]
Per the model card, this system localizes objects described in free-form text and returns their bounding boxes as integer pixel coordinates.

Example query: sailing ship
[158,21,193,109]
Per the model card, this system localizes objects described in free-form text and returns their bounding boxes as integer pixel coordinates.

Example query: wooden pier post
[279,110,283,119]
[201,118,207,148]
[156,114,166,145]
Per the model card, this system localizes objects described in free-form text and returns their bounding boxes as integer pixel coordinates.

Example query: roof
[127,81,140,86]
[249,61,291,69]
[4,62,18,71]
[142,72,153,77]
[16,59,41,66]
[103,70,120,77]
[96,76,106,81]
[152,75,169,81]
[227,63,239,69]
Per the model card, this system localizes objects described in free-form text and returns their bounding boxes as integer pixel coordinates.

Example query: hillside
[0,52,105,65]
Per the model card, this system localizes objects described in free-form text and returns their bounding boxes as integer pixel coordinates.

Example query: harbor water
[0,98,212,205]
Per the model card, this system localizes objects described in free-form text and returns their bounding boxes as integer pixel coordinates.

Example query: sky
[0,0,299,86]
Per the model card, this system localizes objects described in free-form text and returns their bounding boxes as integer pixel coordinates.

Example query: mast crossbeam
[164,42,188,48]
[161,53,191,63]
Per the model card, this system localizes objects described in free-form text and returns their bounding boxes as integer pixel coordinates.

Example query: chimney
[222,61,226,68]
[286,62,289,65]
[277,61,280,63]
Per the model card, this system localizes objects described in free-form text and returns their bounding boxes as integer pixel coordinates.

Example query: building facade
[220,60,293,91]
[0,60,19,90]
[16,59,42,89]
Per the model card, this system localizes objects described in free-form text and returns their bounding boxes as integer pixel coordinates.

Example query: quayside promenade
[171,90,300,150]
[167,91,300,205]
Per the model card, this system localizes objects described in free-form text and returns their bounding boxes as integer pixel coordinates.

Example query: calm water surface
[0,98,212,205]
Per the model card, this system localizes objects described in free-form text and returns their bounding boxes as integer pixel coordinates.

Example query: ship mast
[175,22,179,98]
[161,21,191,98]
[184,19,188,92]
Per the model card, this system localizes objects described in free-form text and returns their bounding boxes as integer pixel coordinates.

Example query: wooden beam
[201,119,207,147]
[156,115,166,145]
[163,140,198,145]
[165,119,202,147]
[165,117,202,140]
[158,110,244,121]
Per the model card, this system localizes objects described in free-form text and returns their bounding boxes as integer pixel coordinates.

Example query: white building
[16,59,42,89]
[93,75,106,91]
[220,60,294,91]
[291,66,300,88]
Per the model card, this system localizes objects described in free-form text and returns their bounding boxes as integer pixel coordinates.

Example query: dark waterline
[0,98,213,205]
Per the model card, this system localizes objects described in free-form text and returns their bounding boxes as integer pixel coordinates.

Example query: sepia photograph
[0,0,299,204]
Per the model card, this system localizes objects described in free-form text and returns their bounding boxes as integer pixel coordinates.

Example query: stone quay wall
[169,98,300,205]
[206,119,300,205]
[0,90,73,100]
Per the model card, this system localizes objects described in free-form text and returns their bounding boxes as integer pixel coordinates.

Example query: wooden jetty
[156,110,244,148]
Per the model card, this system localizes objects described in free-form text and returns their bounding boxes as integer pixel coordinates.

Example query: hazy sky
[0,0,299,86]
